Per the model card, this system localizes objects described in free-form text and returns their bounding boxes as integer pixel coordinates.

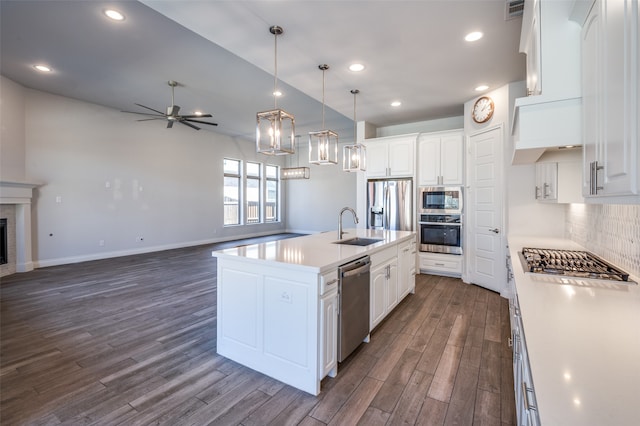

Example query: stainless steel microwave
[419,186,463,214]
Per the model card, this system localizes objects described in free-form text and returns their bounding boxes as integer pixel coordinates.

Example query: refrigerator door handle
[383,183,390,230]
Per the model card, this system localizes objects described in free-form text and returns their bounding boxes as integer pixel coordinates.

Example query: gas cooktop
[519,247,634,283]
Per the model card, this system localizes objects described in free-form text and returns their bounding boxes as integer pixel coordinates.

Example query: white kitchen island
[211,229,416,395]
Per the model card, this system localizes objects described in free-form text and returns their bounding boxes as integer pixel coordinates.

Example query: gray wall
[0,76,26,181]
[2,76,289,267]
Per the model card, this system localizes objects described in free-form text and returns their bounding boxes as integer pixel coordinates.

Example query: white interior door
[465,126,506,294]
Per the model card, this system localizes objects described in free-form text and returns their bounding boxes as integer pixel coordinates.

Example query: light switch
[55,196,62,203]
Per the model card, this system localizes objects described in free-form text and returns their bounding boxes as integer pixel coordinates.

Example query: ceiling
[0,0,525,141]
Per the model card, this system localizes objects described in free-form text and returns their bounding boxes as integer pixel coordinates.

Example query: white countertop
[508,235,640,426]
[212,229,415,273]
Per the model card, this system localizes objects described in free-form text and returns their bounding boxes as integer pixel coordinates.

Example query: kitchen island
[507,235,640,426]
[212,229,416,395]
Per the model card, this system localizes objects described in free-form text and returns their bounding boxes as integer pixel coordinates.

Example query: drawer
[370,245,398,265]
[320,269,339,295]
[419,253,462,273]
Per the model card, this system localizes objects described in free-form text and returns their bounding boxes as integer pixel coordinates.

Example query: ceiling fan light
[104,9,125,21]
[33,64,51,72]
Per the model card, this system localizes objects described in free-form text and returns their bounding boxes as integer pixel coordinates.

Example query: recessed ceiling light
[475,85,489,91]
[33,64,52,72]
[104,9,125,21]
[273,90,282,97]
[465,31,483,42]
[349,63,365,72]
[391,101,402,107]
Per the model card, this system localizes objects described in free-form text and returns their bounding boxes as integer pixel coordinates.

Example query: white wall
[284,142,357,233]
[18,85,286,266]
[0,75,26,181]
[375,115,464,137]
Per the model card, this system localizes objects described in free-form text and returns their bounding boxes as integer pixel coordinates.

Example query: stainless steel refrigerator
[367,179,413,231]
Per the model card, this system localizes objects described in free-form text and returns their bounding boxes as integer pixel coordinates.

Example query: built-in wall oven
[418,186,463,254]
[419,214,462,254]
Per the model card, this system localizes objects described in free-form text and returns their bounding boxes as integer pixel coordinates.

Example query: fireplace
[0,218,6,265]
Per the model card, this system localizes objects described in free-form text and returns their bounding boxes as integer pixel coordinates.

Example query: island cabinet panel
[319,288,338,378]
[217,259,322,395]
[370,244,409,330]
[398,238,417,299]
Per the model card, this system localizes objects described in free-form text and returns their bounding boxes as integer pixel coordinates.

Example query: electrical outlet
[99,239,105,246]
[55,196,62,203]
[136,236,144,242]
[280,291,292,303]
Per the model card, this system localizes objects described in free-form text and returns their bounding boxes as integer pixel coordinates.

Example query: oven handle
[418,221,462,226]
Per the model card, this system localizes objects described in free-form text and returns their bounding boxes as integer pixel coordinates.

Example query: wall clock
[472,96,495,123]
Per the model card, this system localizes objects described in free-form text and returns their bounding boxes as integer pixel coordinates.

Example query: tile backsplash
[565,203,640,279]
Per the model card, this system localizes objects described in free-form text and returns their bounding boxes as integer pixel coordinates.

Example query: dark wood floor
[1,237,515,425]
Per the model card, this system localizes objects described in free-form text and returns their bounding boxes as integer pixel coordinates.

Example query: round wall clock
[472,96,495,123]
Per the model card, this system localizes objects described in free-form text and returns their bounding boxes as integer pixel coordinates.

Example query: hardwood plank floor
[1,237,515,425]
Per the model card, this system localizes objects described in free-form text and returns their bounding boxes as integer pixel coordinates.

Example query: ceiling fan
[122,80,218,130]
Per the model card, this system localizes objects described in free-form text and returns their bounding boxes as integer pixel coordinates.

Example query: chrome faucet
[338,207,359,240]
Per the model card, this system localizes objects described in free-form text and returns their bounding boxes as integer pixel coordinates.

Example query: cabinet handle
[508,337,513,348]
[522,381,537,412]
[543,182,550,198]
[435,262,445,266]
[325,278,338,287]
[590,161,604,194]
[535,186,541,199]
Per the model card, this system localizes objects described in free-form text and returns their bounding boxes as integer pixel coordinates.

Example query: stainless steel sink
[333,237,383,246]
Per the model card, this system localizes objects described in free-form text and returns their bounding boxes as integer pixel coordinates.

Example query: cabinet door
[370,263,387,330]
[418,137,441,186]
[319,289,338,378]
[582,1,601,196]
[397,240,416,299]
[365,142,389,178]
[386,261,399,312]
[388,137,415,177]
[440,133,464,185]
[600,0,638,196]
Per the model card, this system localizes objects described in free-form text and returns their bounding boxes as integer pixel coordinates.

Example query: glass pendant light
[343,89,366,172]
[256,26,295,155]
[281,136,310,180]
[309,64,338,165]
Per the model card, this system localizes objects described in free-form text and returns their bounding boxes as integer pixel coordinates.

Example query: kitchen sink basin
[334,237,383,246]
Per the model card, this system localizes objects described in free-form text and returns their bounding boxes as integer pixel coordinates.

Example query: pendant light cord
[273,30,278,109]
[321,68,326,128]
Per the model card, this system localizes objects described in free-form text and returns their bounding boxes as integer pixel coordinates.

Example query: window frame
[223,158,242,226]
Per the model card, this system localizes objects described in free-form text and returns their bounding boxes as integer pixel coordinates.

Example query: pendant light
[309,64,338,165]
[343,89,366,172]
[281,136,310,179]
[256,25,295,155]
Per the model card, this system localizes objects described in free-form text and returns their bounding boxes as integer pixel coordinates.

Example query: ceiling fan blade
[180,120,201,130]
[167,121,174,129]
[137,118,165,122]
[121,110,164,117]
[184,118,218,126]
[180,113,213,119]
[134,103,167,115]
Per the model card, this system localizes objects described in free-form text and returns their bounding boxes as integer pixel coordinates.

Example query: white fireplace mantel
[1,180,42,273]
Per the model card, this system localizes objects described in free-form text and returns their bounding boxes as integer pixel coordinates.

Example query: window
[223,159,280,226]
[246,162,261,224]
[265,165,279,222]
[223,158,241,225]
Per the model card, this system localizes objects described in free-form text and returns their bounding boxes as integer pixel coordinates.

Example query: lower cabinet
[319,288,338,378]
[418,252,462,277]
[509,279,540,425]
[370,257,397,330]
[398,238,417,299]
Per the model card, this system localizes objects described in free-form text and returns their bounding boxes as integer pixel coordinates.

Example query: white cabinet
[370,257,397,330]
[417,131,464,186]
[365,134,416,178]
[534,161,583,203]
[510,295,540,426]
[319,269,338,379]
[418,252,462,277]
[397,238,417,299]
[581,0,639,200]
[319,288,338,378]
[521,0,542,96]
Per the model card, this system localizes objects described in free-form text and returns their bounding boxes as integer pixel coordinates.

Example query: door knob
[489,228,500,234]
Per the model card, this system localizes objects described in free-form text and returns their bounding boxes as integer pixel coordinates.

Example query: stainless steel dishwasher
[338,256,371,362]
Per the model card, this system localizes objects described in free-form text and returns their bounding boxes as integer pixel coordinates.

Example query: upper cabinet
[417,130,464,186]
[581,0,639,201]
[364,134,416,179]
[511,0,583,164]
[520,0,542,96]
